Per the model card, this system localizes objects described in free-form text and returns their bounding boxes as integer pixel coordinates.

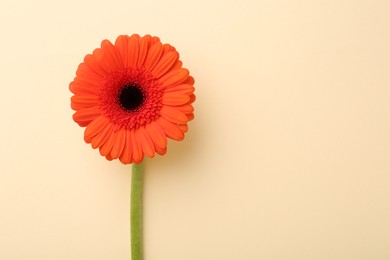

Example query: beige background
[0,0,389,259]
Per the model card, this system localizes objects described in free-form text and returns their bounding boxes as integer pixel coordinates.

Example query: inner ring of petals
[99,68,163,130]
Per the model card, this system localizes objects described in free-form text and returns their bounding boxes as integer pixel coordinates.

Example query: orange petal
[170,60,183,71]
[151,36,161,44]
[152,51,180,78]
[90,121,113,148]
[155,145,167,156]
[72,75,101,90]
[111,128,126,159]
[71,77,102,95]
[119,130,133,164]
[159,68,189,88]
[165,84,194,94]
[176,104,194,114]
[162,92,190,106]
[189,94,196,103]
[137,35,152,68]
[144,43,163,71]
[138,127,155,158]
[160,106,188,124]
[178,124,188,133]
[76,62,104,82]
[99,40,123,72]
[161,43,176,55]
[84,116,108,143]
[71,95,99,110]
[69,81,98,96]
[145,121,167,150]
[131,130,144,164]
[128,34,140,68]
[115,35,129,67]
[99,127,117,157]
[156,117,184,141]
[183,76,195,85]
[187,113,195,121]
[93,48,104,62]
[84,53,107,76]
[72,107,101,127]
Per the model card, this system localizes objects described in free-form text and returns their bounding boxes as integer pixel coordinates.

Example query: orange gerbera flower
[70,34,195,164]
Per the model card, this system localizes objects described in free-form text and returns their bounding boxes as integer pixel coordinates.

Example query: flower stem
[131,163,143,260]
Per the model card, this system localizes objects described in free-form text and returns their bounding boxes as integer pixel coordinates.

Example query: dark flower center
[118,83,144,111]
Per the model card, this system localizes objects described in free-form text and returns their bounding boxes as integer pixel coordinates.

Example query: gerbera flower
[70,34,195,164]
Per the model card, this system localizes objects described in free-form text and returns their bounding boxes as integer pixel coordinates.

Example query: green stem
[131,163,143,260]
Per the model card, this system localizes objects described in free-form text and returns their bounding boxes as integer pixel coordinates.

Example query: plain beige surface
[0,0,389,259]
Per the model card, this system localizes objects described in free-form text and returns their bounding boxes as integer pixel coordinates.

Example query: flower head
[70,34,195,164]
